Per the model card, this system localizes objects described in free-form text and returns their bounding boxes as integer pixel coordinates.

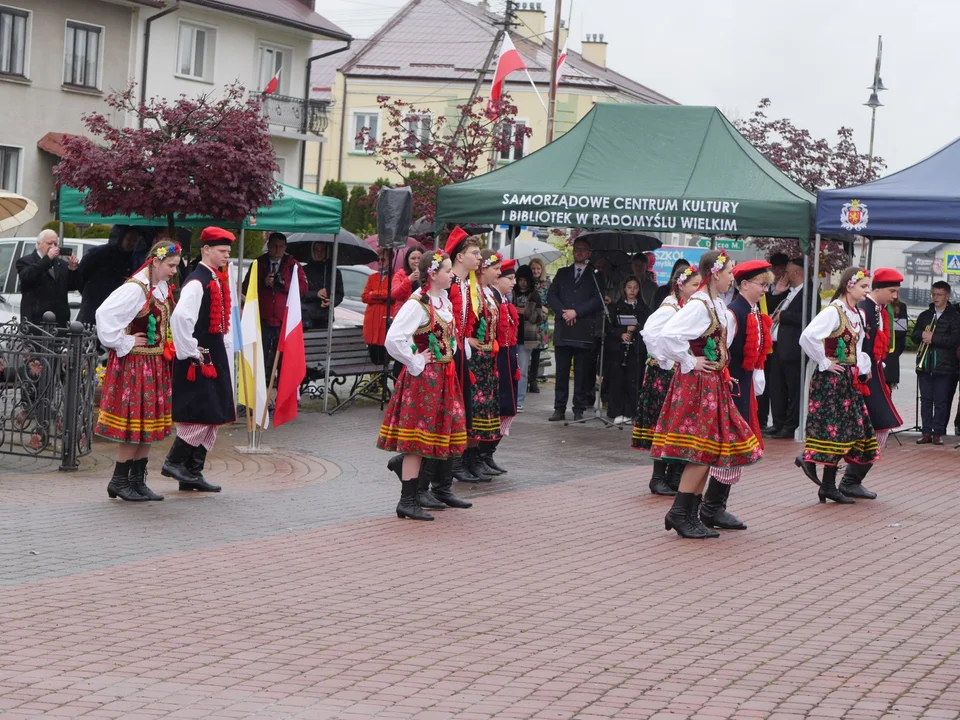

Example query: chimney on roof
[478,0,490,8]
[514,2,546,45]
[294,0,316,9]
[557,19,568,51]
[582,33,607,68]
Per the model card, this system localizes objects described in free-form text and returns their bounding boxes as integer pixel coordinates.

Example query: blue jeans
[516,345,532,406]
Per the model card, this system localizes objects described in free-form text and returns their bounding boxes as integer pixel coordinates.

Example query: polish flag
[264,66,282,95]
[273,264,306,427]
[554,40,568,90]
[488,34,526,108]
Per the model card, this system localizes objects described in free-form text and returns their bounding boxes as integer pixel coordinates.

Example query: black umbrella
[285,230,377,266]
[409,218,496,238]
[576,230,662,253]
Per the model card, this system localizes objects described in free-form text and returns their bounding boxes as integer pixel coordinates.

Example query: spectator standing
[632,253,658,308]
[16,230,81,326]
[361,249,402,364]
[242,232,308,375]
[77,226,138,325]
[605,276,649,424]
[513,264,545,411]
[765,256,805,439]
[302,241,344,330]
[527,257,551,393]
[913,282,960,445]
[651,258,691,308]
[390,246,424,307]
[547,238,603,422]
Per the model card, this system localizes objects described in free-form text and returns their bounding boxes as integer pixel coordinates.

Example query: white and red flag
[273,264,306,427]
[488,34,526,108]
[263,66,282,95]
[554,40,568,90]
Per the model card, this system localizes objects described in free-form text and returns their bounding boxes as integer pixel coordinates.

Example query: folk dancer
[651,251,763,539]
[702,260,774,530]
[488,258,519,474]
[377,251,468,520]
[795,268,879,504]
[633,265,701,495]
[161,227,237,493]
[96,240,182,502]
[841,268,903,499]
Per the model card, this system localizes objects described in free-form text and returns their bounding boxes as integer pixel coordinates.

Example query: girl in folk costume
[634,265,701,496]
[487,259,520,474]
[463,249,503,480]
[96,240,181,502]
[652,251,763,539]
[796,268,879,504]
[702,260,775,531]
[841,268,903,500]
[377,251,468,520]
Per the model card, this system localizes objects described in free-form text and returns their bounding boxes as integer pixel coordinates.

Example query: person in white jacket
[795,267,879,504]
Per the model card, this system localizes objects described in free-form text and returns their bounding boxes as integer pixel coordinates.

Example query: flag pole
[547,0,564,142]
[261,343,281,431]
[523,69,548,113]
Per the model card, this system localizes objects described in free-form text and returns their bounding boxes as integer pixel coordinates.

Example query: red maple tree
[359,95,530,223]
[56,83,280,238]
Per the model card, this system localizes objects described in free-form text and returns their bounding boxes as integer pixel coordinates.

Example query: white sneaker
[517,404,524,412]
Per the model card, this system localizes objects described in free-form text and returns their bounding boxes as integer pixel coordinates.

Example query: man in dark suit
[766,256,805,438]
[547,237,603,421]
[16,230,81,326]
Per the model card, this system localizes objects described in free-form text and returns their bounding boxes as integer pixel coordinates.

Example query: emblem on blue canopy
[840,199,869,231]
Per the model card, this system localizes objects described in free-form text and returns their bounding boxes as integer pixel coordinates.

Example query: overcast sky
[319,0,958,177]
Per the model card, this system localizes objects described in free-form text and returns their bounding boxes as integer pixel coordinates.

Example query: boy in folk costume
[378,251,468,520]
[701,260,774,530]
[161,227,237,493]
[487,258,520,474]
[96,240,182,502]
[840,268,903,499]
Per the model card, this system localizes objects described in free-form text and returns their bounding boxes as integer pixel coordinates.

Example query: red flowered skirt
[651,369,762,468]
[632,363,673,450]
[802,368,879,466]
[469,349,501,441]
[95,350,173,444]
[377,361,467,458]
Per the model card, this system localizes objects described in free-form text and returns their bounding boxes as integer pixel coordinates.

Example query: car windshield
[340,268,372,300]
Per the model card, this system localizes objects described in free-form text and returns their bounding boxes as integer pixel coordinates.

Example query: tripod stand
[567,266,620,430]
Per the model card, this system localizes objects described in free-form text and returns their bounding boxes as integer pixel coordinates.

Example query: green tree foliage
[81,224,113,239]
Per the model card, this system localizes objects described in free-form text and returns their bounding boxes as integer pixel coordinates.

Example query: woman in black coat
[604,275,649,424]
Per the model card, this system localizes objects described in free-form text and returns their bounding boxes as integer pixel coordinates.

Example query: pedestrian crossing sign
[946,253,960,274]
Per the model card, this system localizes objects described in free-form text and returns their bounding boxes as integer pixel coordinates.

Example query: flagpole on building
[523,69,548,112]
[547,0,563,143]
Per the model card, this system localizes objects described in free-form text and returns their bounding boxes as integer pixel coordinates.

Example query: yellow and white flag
[238,260,269,429]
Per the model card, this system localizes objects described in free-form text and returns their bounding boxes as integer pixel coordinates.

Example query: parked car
[0,237,106,325]
[339,265,375,317]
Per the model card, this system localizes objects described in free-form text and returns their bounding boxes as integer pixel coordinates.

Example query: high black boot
[664,492,711,538]
[181,445,221,492]
[107,460,146,502]
[648,460,675,496]
[478,440,506,475]
[387,454,404,482]
[129,458,164,501]
[465,447,494,482]
[795,455,821,486]
[668,463,684,493]
[700,478,745,530]
[452,453,481,483]
[417,460,446,510]
[397,479,433,520]
[161,437,196,485]
[819,465,854,504]
[839,462,877,499]
[432,460,472,508]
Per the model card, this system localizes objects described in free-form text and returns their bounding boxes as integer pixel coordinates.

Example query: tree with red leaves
[359,95,530,224]
[734,99,885,272]
[56,84,280,239]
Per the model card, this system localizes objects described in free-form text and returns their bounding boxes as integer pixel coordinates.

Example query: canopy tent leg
[866,237,874,269]
[237,228,246,294]
[509,225,518,259]
[322,234,341,413]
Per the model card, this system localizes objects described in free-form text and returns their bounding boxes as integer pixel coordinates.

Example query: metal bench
[302,327,388,409]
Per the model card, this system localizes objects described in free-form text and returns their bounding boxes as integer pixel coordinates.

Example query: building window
[258,43,289,95]
[63,20,102,89]
[0,145,20,192]
[0,6,29,78]
[353,112,378,152]
[177,21,215,81]
[500,120,527,161]
[273,157,286,183]
[403,113,432,152]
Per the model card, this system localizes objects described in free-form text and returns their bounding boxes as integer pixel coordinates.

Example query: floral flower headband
[846,268,870,289]
[482,253,501,269]
[676,265,699,287]
[152,243,182,260]
[427,252,443,276]
[710,254,728,276]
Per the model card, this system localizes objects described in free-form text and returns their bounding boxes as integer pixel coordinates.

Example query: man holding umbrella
[242,232,307,373]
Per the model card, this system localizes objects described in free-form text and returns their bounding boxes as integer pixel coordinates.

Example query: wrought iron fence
[0,316,98,470]
[260,94,332,135]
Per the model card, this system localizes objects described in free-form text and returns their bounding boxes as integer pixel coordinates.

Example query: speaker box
[376,187,413,249]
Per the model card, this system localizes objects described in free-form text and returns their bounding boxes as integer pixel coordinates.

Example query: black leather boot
[700,478,745,530]
[839,462,877,499]
[397,479,433,520]
[795,455,821,485]
[480,440,507,474]
[432,460,472,508]
[664,492,711,538]
[387,454,404,482]
[648,461,675,495]
[819,465,854,504]
[667,462,684,493]
[452,454,481,483]
[107,460,146,502]
[465,447,494,482]
[161,437,196,485]
[180,445,221,492]
[417,460,446,510]
[129,458,164,501]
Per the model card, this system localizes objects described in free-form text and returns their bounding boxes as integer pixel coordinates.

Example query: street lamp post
[865,35,886,174]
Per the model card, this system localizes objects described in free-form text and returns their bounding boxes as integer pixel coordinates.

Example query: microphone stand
[567,264,619,429]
